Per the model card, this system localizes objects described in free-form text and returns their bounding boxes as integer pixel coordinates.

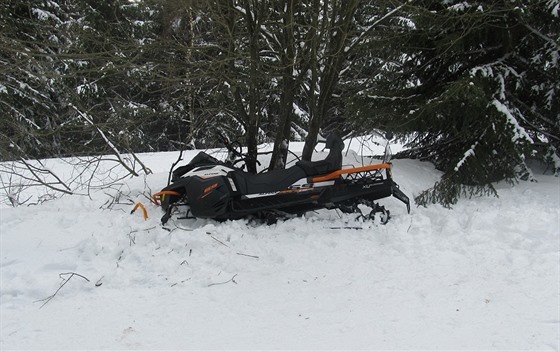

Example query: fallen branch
[236,252,259,259]
[36,272,90,308]
[328,226,363,230]
[171,278,191,287]
[18,158,73,195]
[168,148,185,186]
[208,274,238,287]
[210,235,230,248]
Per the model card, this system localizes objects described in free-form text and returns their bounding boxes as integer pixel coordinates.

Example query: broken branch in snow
[171,278,191,287]
[209,235,230,248]
[126,226,157,246]
[208,274,238,287]
[17,158,73,195]
[36,272,90,309]
[168,148,184,186]
[236,252,259,259]
[328,226,364,230]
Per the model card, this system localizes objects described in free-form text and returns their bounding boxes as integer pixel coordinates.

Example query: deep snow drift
[1,144,559,350]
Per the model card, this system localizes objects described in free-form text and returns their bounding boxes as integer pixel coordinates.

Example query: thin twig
[36,272,90,308]
[208,274,238,287]
[210,235,230,248]
[168,148,185,186]
[236,252,259,259]
[72,105,139,177]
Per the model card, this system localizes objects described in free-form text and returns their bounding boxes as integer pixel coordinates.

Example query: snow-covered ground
[1,143,559,350]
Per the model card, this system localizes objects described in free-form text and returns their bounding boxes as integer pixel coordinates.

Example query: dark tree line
[1,0,558,205]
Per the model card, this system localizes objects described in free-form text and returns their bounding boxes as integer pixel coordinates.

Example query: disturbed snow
[1,145,559,350]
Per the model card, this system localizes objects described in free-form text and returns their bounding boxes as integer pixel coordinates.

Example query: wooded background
[1,0,558,204]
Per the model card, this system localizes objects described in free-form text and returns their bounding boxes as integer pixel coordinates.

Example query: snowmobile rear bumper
[391,181,410,213]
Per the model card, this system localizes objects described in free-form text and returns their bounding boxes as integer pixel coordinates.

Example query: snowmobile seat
[231,165,307,195]
[296,134,344,176]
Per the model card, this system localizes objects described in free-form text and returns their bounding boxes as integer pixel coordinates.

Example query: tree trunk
[269,0,295,170]
[243,1,261,174]
[302,0,359,161]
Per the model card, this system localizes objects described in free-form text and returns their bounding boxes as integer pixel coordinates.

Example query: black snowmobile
[154,134,410,224]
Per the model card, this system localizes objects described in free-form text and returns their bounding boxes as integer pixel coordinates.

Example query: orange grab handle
[131,202,148,220]
[152,191,182,206]
[311,163,392,183]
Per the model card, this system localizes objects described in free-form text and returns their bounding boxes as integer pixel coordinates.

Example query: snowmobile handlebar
[217,132,242,157]
[217,132,262,169]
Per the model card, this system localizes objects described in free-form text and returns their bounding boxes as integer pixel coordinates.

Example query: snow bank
[1,148,558,350]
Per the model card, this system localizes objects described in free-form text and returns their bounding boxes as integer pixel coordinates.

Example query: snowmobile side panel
[184,176,233,218]
[230,187,325,216]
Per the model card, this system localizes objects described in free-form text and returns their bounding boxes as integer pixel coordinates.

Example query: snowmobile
[154,133,410,225]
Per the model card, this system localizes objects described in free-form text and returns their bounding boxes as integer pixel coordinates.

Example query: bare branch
[36,272,90,309]
[208,274,238,287]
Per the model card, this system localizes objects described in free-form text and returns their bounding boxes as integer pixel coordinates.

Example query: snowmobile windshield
[349,132,393,165]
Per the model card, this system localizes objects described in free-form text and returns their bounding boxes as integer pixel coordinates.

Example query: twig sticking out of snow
[208,274,238,287]
[209,235,229,248]
[36,272,90,309]
[236,252,259,259]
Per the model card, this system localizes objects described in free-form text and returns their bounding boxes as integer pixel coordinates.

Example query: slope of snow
[1,147,559,350]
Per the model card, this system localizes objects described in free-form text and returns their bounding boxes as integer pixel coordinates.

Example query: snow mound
[1,151,559,350]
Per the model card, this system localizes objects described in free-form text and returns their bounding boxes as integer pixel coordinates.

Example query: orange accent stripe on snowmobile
[152,191,182,205]
[204,183,219,194]
[311,163,392,183]
[131,202,148,220]
[200,183,219,200]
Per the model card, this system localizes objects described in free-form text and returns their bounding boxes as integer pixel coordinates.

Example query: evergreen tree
[348,0,559,206]
[2,0,557,208]
[0,0,76,160]
[63,0,168,154]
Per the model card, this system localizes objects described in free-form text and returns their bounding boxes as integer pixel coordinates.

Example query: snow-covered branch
[491,100,534,144]
[345,1,410,54]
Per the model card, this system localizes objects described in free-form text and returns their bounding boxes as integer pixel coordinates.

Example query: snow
[454,141,478,172]
[492,99,535,143]
[548,0,560,17]
[448,2,472,12]
[31,8,59,23]
[1,145,559,350]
